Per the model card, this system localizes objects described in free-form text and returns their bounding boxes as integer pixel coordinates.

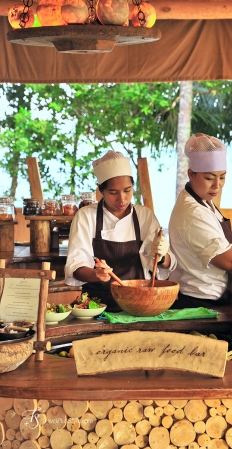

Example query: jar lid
[80,192,96,200]
[61,194,76,201]
[44,199,59,204]
[0,197,14,203]
[23,198,39,203]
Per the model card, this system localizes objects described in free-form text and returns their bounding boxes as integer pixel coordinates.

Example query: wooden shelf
[24,215,73,222]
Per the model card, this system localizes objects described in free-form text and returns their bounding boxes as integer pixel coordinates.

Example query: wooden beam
[2,0,232,19]
[26,157,44,206]
[137,157,154,213]
[148,1,232,20]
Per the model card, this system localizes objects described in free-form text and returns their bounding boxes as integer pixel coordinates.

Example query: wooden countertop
[1,353,232,400]
[0,244,67,263]
[0,244,68,279]
[45,303,232,345]
[2,245,232,350]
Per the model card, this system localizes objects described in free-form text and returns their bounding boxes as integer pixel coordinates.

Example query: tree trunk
[176,81,193,199]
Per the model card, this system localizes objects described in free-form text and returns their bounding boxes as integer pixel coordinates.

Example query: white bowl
[46,310,72,325]
[71,304,106,320]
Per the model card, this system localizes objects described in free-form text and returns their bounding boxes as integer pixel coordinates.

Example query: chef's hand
[94,258,112,282]
[151,235,169,261]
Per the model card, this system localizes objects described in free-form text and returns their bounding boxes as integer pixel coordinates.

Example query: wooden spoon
[94,257,125,287]
[150,228,163,287]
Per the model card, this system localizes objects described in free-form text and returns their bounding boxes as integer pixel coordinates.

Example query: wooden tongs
[150,228,163,287]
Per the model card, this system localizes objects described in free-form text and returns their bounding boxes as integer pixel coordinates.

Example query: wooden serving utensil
[108,270,125,287]
[4,325,30,332]
[94,257,125,287]
[150,228,163,288]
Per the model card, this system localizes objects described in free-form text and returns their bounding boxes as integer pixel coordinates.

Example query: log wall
[1,397,232,449]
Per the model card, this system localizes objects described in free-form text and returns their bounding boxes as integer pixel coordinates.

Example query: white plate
[71,304,106,320]
[46,310,72,325]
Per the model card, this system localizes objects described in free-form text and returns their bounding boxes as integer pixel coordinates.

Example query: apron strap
[185,182,232,243]
[95,198,141,241]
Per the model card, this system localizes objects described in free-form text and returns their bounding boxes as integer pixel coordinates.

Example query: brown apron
[177,183,232,305]
[82,199,144,312]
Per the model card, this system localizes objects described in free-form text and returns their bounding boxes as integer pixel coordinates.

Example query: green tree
[0,81,232,203]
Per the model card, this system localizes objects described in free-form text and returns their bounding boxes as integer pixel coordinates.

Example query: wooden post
[26,157,44,206]
[29,220,51,253]
[0,221,15,251]
[0,259,5,298]
[137,158,154,212]
[35,261,51,361]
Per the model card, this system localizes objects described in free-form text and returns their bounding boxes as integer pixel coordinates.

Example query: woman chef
[65,150,176,311]
[169,133,232,308]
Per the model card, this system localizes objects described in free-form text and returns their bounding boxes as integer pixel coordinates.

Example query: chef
[65,150,176,311]
[169,132,232,308]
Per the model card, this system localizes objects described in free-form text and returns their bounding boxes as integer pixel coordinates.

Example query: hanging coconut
[131,2,156,28]
[8,4,34,29]
[36,0,67,26]
[61,0,89,24]
[96,0,129,26]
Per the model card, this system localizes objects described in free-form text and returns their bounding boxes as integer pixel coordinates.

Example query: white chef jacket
[65,202,176,286]
[169,189,231,299]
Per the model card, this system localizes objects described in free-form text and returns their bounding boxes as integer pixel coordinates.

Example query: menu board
[0,278,40,323]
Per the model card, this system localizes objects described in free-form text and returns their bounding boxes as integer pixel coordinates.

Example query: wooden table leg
[30,220,51,252]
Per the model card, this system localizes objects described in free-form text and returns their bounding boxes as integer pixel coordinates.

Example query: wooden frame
[0,259,56,361]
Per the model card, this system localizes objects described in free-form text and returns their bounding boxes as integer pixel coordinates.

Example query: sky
[0,149,231,230]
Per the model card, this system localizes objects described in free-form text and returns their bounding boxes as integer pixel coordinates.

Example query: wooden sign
[72,330,228,378]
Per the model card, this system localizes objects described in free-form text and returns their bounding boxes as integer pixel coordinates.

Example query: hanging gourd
[8,4,34,29]
[131,1,156,28]
[36,0,67,26]
[96,0,129,26]
[61,0,89,24]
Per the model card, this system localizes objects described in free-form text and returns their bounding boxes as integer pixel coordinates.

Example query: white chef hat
[92,150,133,184]
[185,133,227,172]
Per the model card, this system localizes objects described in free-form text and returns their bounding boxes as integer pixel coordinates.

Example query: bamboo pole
[35,262,52,362]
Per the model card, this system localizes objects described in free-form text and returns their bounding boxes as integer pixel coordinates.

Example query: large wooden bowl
[111,279,179,316]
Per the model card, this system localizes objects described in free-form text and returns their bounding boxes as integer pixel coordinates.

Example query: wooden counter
[0,244,68,280]
[1,245,232,343]
[0,353,232,401]
[45,303,232,345]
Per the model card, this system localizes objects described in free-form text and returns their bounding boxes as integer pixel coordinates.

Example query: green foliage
[0,81,232,202]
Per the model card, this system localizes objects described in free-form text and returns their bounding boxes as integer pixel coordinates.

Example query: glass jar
[78,192,96,209]
[41,199,61,216]
[61,194,78,216]
[22,198,40,216]
[0,197,15,221]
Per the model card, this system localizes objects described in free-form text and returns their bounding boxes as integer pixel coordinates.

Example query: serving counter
[0,244,67,280]
[1,353,232,401]
[1,245,232,449]
[1,355,232,449]
[45,303,232,345]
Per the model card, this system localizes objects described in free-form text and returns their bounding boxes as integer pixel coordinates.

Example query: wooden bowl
[110,279,179,316]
